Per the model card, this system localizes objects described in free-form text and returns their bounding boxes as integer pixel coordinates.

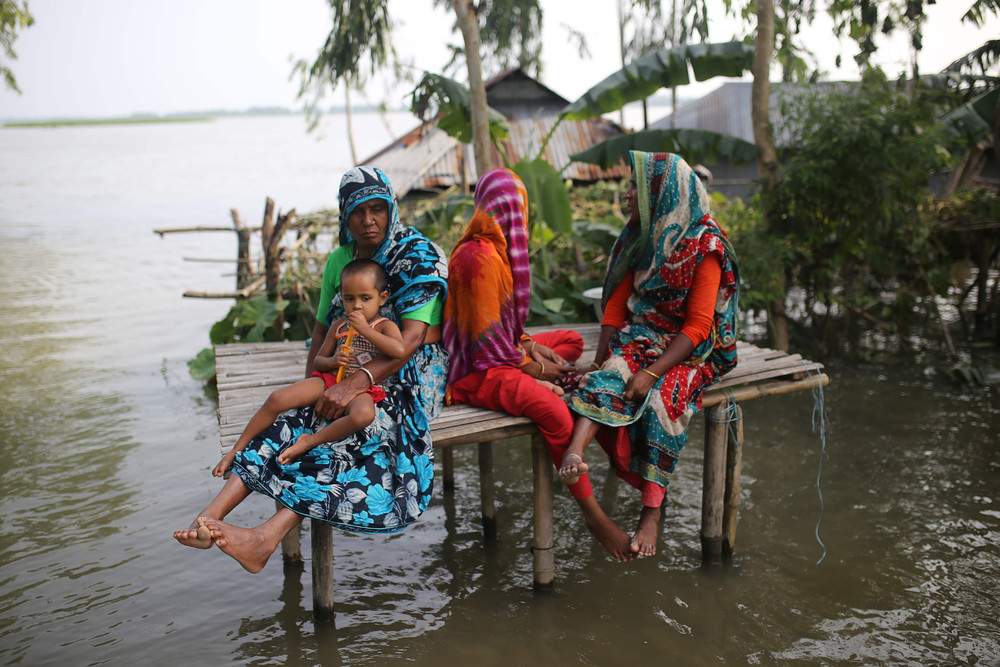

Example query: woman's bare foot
[173,516,214,549]
[584,512,636,562]
[201,518,276,574]
[534,379,565,396]
[558,452,589,484]
[630,505,662,557]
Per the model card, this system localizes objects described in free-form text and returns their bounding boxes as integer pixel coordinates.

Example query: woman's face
[625,176,640,225]
[348,199,390,256]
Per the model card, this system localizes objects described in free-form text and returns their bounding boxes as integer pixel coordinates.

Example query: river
[1,113,998,666]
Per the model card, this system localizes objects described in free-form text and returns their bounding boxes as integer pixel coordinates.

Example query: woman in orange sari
[443,169,601,528]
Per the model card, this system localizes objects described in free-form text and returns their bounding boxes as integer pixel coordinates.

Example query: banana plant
[570,128,759,169]
[410,71,509,144]
[559,41,755,123]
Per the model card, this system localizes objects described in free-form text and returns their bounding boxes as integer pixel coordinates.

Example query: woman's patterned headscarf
[443,169,531,386]
[604,151,740,373]
[333,166,447,319]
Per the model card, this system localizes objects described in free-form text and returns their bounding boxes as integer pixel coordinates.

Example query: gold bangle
[359,367,375,388]
[530,340,537,353]
[538,361,545,377]
[589,362,600,371]
[641,368,661,380]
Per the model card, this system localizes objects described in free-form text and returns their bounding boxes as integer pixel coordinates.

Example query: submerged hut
[362,69,630,202]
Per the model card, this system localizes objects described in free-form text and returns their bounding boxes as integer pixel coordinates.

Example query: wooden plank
[213,325,830,454]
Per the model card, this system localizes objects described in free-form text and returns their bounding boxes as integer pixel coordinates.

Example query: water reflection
[2,117,999,665]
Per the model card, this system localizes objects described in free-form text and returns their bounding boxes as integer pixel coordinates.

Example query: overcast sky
[0,0,995,121]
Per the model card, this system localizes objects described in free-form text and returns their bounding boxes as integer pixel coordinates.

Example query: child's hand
[333,345,353,369]
[347,310,371,334]
[212,451,236,477]
[277,434,312,465]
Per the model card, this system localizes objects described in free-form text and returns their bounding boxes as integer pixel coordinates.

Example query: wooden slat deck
[216,322,827,452]
[213,322,829,615]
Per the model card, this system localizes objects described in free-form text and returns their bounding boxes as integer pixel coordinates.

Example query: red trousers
[449,329,592,500]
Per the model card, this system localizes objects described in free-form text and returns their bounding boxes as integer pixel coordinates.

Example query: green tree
[1,0,34,94]
[768,71,950,354]
[297,0,544,178]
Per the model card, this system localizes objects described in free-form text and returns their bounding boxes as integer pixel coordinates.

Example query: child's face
[341,270,387,321]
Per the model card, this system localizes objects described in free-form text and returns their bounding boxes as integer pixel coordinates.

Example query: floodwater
[1,115,998,666]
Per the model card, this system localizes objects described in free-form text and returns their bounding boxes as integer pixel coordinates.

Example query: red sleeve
[678,254,722,347]
[600,269,634,327]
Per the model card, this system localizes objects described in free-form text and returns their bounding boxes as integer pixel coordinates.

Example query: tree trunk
[345,84,359,166]
[453,0,492,179]
[752,0,788,351]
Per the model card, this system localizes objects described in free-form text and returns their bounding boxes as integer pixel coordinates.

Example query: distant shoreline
[3,116,212,128]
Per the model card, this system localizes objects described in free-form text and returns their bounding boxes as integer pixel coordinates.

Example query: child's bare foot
[534,379,565,396]
[630,505,661,557]
[212,452,236,477]
[558,452,589,484]
[585,513,635,562]
[277,439,312,465]
[173,516,214,549]
[201,518,274,574]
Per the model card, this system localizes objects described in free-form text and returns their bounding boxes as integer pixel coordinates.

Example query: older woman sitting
[174,166,449,572]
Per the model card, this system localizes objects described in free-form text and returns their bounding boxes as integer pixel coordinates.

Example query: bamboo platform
[214,322,829,616]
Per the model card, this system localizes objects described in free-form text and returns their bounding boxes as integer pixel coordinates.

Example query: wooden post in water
[723,405,744,558]
[231,209,253,290]
[260,197,275,287]
[701,401,728,565]
[478,442,497,540]
[311,519,335,620]
[278,499,302,563]
[531,432,555,588]
[441,448,455,490]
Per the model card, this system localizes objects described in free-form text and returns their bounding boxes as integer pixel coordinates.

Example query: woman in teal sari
[560,151,740,560]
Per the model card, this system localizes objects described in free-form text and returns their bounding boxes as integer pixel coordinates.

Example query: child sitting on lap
[213,258,404,474]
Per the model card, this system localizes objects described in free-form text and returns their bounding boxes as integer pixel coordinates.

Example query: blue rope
[802,363,828,565]
[706,390,742,456]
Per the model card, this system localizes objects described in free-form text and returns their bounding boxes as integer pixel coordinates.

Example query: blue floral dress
[232,166,449,533]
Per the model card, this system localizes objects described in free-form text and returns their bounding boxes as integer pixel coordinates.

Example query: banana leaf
[560,41,755,122]
[938,86,1000,153]
[411,193,475,232]
[410,72,509,143]
[570,128,759,169]
[512,157,572,234]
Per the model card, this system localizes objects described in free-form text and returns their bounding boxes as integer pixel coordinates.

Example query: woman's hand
[623,369,657,402]
[314,372,366,420]
[528,341,567,366]
[527,359,575,383]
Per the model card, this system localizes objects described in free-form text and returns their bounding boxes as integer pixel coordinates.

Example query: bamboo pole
[531,432,555,588]
[278,498,302,563]
[722,406,744,558]
[311,519,335,620]
[701,401,728,565]
[702,374,829,409]
[232,208,253,290]
[154,225,234,235]
[478,442,497,540]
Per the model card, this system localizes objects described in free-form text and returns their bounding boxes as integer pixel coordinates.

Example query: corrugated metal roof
[364,115,628,198]
[360,70,629,199]
[651,81,856,147]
